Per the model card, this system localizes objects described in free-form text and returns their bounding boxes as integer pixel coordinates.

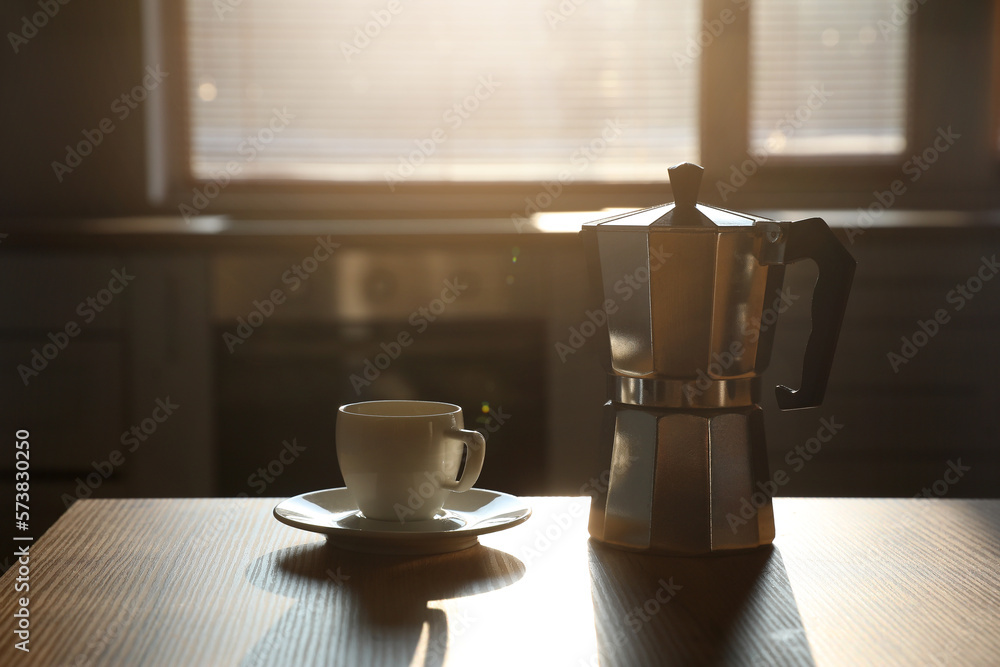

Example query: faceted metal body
[587,402,775,555]
[596,222,787,396]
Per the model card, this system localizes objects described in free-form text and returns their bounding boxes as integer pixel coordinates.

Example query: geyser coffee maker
[583,163,855,555]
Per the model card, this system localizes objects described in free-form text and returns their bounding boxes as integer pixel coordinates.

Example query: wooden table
[1,497,997,666]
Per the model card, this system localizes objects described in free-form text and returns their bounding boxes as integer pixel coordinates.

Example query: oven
[211,238,552,499]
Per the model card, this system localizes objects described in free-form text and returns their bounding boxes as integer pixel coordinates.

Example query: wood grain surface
[0,497,997,666]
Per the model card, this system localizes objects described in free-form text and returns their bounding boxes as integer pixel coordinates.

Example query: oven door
[213,245,548,499]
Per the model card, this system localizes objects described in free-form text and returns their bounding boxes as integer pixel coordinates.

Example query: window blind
[185,0,700,184]
[750,0,908,155]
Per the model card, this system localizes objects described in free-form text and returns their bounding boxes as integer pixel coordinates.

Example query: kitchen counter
[2,209,1000,251]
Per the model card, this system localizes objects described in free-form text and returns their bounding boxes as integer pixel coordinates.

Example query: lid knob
[668,162,704,210]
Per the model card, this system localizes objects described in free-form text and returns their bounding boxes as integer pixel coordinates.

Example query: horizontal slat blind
[185,0,699,183]
[750,0,908,155]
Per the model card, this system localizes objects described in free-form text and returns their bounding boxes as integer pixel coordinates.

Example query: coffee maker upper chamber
[581,162,856,555]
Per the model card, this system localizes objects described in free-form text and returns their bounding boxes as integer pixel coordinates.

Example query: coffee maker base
[588,402,775,556]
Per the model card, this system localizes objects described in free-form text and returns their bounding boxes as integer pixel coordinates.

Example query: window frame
[144,0,1000,219]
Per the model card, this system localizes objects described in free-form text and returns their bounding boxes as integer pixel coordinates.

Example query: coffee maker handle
[775,218,856,410]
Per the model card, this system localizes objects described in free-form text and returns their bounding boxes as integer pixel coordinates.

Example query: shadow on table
[588,542,814,666]
[242,540,524,667]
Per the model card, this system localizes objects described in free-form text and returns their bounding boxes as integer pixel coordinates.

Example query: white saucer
[273,488,531,555]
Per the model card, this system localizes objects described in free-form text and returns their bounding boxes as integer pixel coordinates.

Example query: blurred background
[1,0,999,563]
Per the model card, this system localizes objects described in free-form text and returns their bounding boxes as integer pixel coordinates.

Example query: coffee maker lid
[582,162,772,230]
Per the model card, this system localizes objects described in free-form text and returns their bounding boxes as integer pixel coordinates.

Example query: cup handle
[444,429,486,493]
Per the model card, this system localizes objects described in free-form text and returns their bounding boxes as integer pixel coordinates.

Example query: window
[160,0,997,215]
[750,0,908,155]
[183,1,910,185]
[185,0,700,184]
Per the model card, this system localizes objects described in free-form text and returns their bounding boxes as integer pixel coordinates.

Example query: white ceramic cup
[336,400,487,522]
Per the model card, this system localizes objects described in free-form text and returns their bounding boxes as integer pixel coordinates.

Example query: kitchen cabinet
[1,218,997,564]
[0,252,213,552]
